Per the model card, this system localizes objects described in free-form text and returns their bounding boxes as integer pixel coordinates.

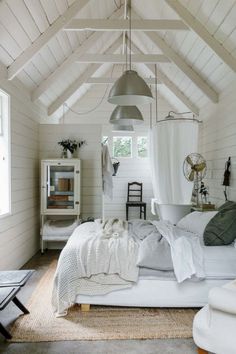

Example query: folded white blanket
[52,221,139,316]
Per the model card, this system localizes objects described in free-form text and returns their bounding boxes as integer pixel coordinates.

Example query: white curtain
[150,120,199,204]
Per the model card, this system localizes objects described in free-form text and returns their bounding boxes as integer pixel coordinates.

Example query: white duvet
[52,221,139,316]
[52,219,206,316]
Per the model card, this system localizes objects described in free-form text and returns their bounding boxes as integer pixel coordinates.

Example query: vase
[67,150,73,158]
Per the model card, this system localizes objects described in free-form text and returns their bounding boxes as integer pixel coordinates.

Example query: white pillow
[177,211,218,237]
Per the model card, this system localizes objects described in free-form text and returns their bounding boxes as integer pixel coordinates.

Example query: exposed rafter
[48,37,122,116]
[166,0,236,72]
[86,77,161,84]
[144,31,218,103]
[129,41,199,116]
[0,61,7,80]
[64,19,189,31]
[31,6,124,102]
[75,54,170,63]
[7,0,90,80]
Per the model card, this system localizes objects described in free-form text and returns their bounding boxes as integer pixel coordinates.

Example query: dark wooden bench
[0,270,33,340]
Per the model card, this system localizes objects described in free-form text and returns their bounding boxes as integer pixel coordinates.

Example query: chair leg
[0,322,12,340]
[12,296,29,314]
[197,348,208,354]
[144,205,146,220]
[126,205,129,221]
[140,206,142,219]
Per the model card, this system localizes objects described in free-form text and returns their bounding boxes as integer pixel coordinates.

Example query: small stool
[0,270,33,340]
[0,287,29,339]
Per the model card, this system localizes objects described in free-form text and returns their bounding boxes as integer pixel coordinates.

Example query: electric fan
[183,153,207,206]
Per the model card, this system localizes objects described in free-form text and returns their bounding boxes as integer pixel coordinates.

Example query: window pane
[137,137,148,157]
[113,136,132,158]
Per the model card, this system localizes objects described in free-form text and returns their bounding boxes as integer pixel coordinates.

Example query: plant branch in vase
[58,139,86,158]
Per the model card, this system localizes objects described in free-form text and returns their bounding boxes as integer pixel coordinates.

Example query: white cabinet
[40,159,81,253]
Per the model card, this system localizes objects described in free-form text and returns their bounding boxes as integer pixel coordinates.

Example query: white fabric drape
[102,144,113,199]
[150,120,199,204]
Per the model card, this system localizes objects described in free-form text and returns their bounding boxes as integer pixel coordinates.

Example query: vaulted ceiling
[0,0,236,121]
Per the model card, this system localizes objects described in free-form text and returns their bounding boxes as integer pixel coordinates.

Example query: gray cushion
[137,233,173,270]
[204,202,236,246]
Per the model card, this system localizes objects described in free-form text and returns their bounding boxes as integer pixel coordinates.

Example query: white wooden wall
[39,124,102,220]
[0,79,42,270]
[199,76,236,206]
[60,84,175,221]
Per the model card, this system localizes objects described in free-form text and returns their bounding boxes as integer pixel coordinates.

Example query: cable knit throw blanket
[52,219,139,316]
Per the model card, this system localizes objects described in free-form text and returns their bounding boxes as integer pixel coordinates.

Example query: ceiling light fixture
[107,1,153,106]
[109,105,143,125]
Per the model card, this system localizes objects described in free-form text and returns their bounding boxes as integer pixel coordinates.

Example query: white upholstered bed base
[76,278,231,308]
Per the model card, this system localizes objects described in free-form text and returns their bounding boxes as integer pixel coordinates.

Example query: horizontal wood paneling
[39,124,102,220]
[199,77,236,206]
[0,78,40,271]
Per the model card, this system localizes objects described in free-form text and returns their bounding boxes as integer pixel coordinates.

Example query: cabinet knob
[75,201,80,205]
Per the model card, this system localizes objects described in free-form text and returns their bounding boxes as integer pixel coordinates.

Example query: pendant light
[112,125,134,132]
[109,105,143,125]
[107,1,153,106]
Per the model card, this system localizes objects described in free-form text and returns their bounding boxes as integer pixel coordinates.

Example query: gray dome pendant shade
[107,70,153,106]
[109,105,144,125]
[112,124,134,132]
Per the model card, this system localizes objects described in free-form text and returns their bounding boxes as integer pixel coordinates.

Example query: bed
[52,204,236,316]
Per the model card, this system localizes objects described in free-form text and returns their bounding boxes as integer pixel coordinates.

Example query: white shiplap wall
[58,84,175,221]
[199,76,236,206]
[39,124,102,220]
[0,78,42,270]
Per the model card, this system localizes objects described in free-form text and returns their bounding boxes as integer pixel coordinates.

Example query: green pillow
[218,201,236,211]
[204,203,236,246]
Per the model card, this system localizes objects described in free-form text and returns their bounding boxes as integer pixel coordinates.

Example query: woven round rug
[10,260,196,342]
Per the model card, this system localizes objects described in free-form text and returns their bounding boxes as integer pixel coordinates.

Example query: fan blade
[188,170,195,181]
[193,162,206,172]
[186,155,194,167]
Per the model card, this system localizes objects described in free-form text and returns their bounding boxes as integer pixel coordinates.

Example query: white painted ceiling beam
[166,0,236,72]
[86,77,161,84]
[75,54,170,63]
[129,41,199,116]
[144,31,218,103]
[31,6,124,102]
[48,37,122,116]
[7,0,90,80]
[0,61,7,80]
[64,19,189,31]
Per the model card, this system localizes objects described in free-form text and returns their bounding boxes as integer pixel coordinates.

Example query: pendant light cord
[129,0,132,71]
[155,64,158,123]
[63,65,115,116]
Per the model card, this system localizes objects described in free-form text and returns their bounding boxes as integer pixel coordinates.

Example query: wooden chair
[126,182,146,220]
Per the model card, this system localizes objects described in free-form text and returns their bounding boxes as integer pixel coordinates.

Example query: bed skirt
[76,278,231,308]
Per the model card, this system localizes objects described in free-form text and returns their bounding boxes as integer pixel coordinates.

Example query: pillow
[204,203,236,246]
[218,201,236,211]
[177,211,218,237]
[137,233,173,271]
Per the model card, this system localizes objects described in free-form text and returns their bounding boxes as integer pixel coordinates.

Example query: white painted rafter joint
[7,0,90,80]
[166,0,236,72]
[64,19,189,31]
[75,54,170,63]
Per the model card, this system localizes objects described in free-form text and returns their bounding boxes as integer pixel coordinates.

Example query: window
[0,89,10,216]
[113,136,132,158]
[137,136,148,158]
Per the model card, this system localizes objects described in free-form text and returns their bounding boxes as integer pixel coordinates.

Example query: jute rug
[10,260,196,342]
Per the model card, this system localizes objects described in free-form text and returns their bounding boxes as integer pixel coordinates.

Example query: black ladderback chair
[126,182,146,220]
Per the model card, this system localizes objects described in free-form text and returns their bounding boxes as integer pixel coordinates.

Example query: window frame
[0,88,11,218]
[112,135,133,159]
[137,136,148,158]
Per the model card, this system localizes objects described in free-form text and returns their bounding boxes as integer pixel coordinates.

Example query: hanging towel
[102,144,113,199]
